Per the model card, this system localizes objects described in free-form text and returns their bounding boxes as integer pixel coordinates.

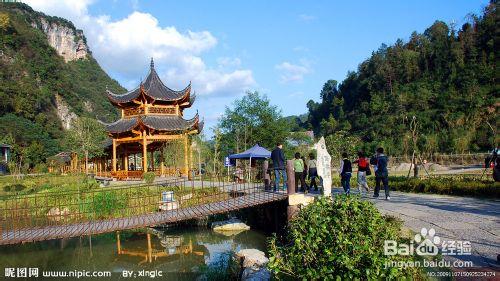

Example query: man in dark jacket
[339,152,352,195]
[370,147,390,200]
[271,143,287,191]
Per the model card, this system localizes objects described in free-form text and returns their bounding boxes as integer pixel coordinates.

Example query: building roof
[47,152,72,164]
[106,113,203,134]
[106,58,193,106]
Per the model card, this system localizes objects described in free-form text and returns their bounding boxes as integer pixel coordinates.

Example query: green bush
[268,196,420,280]
[82,177,99,190]
[90,191,127,219]
[3,184,26,192]
[33,163,48,173]
[143,172,156,184]
[382,176,500,198]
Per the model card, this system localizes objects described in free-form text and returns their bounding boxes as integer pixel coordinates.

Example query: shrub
[143,172,156,184]
[90,191,127,219]
[82,177,99,190]
[3,184,26,192]
[382,176,500,198]
[33,163,48,173]
[268,196,420,280]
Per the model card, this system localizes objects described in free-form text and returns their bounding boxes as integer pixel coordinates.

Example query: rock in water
[236,249,271,281]
[241,267,271,281]
[236,249,269,268]
[211,218,250,232]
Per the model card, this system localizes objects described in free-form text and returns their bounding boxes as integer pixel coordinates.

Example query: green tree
[304,1,496,155]
[325,131,361,165]
[64,117,107,174]
[212,127,222,174]
[218,91,289,153]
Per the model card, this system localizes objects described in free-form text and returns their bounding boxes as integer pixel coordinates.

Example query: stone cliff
[31,17,88,62]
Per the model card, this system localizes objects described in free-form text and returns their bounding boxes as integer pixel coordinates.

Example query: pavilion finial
[150,57,154,69]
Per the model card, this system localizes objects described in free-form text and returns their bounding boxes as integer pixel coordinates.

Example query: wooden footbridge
[0,174,288,245]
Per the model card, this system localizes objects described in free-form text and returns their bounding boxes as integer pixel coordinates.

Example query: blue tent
[228,144,271,160]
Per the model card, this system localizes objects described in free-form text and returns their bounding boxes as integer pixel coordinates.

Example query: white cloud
[298,14,316,22]
[217,57,241,68]
[275,60,312,83]
[24,0,93,19]
[293,46,309,52]
[22,0,255,97]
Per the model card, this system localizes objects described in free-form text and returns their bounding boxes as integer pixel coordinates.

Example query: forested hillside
[0,3,124,168]
[306,2,497,156]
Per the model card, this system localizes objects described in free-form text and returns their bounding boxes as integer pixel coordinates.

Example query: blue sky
[25,0,489,133]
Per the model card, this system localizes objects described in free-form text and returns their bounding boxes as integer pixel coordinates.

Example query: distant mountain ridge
[0,2,125,166]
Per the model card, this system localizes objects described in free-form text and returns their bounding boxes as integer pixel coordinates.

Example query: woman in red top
[354,151,370,195]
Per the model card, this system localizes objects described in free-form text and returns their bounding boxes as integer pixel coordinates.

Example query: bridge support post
[147,233,152,263]
[116,231,121,254]
[286,160,295,195]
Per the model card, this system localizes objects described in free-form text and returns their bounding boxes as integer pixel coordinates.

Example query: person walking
[271,142,287,191]
[370,147,390,200]
[339,152,352,195]
[308,153,319,192]
[301,155,309,192]
[293,152,306,193]
[353,151,370,195]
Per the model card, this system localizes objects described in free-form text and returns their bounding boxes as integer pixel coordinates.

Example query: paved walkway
[333,188,499,269]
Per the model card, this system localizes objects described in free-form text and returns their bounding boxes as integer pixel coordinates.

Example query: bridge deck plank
[1,191,287,245]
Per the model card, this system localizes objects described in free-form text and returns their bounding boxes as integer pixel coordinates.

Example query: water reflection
[115,230,208,265]
[0,227,267,277]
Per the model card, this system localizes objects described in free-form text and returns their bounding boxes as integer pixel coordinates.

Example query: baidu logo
[385,227,441,256]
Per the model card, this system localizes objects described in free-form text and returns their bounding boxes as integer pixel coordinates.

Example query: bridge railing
[0,171,285,238]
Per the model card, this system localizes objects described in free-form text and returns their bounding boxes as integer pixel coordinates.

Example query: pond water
[0,227,268,280]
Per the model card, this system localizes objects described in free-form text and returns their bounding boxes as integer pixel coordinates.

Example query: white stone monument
[314,137,332,197]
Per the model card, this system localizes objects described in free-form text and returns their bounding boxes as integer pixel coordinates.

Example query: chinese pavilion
[103,58,203,179]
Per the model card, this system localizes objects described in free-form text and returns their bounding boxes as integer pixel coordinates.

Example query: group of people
[270,143,391,200]
[292,152,319,193]
[270,142,319,192]
[339,147,390,200]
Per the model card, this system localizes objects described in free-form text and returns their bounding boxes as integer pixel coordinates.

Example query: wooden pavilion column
[142,131,148,172]
[189,139,193,177]
[160,146,165,176]
[183,134,189,177]
[124,153,129,172]
[112,139,117,172]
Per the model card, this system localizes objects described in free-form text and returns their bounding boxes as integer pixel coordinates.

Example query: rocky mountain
[32,16,88,62]
[0,2,125,166]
